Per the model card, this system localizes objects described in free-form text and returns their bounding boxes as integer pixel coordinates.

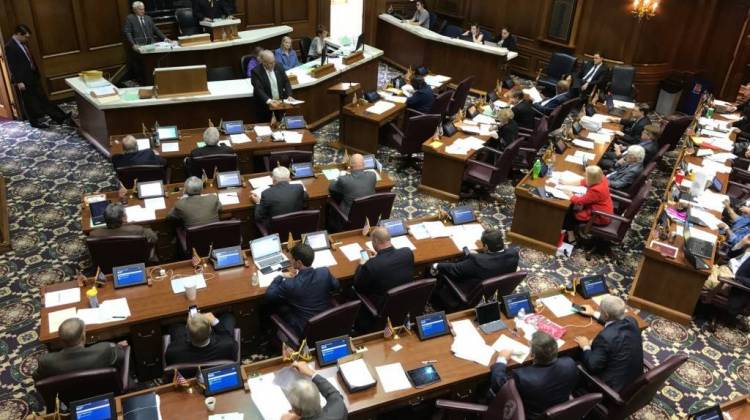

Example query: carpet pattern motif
[0,64,747,419]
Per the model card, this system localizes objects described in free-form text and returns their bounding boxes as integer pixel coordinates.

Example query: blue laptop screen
[381,219,407,237]
[451,207,475,225]
[292,163,314,178]
[363,155,376,170]
[319,337,351,365]
[74,398,113,420]
[223,121,244,134]
[113,265,145,287]
[504,294,533,318]
[418,313,448,339]
[214,248,242,268]
[582,276,608,297]
[206,365,241,394]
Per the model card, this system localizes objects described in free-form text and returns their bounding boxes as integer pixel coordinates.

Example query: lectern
[153,65,210,98]
[200,18,241,42]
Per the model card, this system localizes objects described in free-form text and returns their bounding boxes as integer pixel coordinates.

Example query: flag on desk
[118,181,128,199]
[362,217,370,237]
[95,267,107,287]
[282,341,294,361]
[173,369,189,388]
[384,317,395,339]
[192,248,202,268]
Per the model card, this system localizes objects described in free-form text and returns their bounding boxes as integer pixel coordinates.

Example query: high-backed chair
[548,97,582,132]
[410,90,454,122]
[609,65,637,102]
[582,180,651,254]
[447,76,475,117]
[207,66,237,81]
[538,53,577,95]
[240,54,254,77]
[161,328,241,377]
[86,236,151,274]
[180,220,242,257]
[514,117,550,171]
[271,300,361,348]
[256,210,321,239]
[327,192,396,233]
[611,161,656,200]
[657,116,693,150]
[263,150,313,172]
[650,143,670,166]
[387,113,441,165]
[701,274,750,330]
[436,377,525,420]
[579,354,688,420]
[35,346,131,413]
[116,164,169,189]
[461,138,523,197]
[186,154,238,178]
[442,24,463,38]
[354,278,436,330]
[444,271,527,309]
[539,393,603,419]
[175,8,200,36]
[299,36,312,63]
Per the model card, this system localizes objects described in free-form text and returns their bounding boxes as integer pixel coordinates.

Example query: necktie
[584,64,599,83]
[22,44,35,70]
[139,16,148,41]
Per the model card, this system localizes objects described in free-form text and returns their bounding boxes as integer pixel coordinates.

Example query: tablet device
[291,162,314,179]
[502,292,534,318]
[137,180,164,199]
[578,274,609,298]
[70,393,116,420]
[315,335,352,367]
[362,154,376,170]
[212,246,244,270]
[305,231,330,251]
[222,120,244,135]
[475,301,501,325]
[112,263,147,289]
[283,115,307,129]
[364,91,380,103]
[379,218,407,237]
[709,176,723,192]
[416,311,450,340]
[406,364,440,388]
[156,125,179,141]
[690,405,724,420]
[216,170,242,188]
[89,200,110,227]
[449,206,475,225]
[202,363,243,396]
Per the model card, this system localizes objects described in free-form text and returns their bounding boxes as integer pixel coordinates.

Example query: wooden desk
[419,132,489,201]
[341,100,406,154]
[110,127,316,183]
[721,394,750,418]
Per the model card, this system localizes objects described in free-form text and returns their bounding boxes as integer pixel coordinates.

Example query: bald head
[260,50,276,71]
[350,153,364,171]
[59,318,85,348]
[122,135,138,153]
[371,227,392,251]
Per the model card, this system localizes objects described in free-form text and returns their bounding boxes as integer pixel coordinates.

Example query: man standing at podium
[195,0,234,22]
[251,50,295,122]
[123,1,170,84]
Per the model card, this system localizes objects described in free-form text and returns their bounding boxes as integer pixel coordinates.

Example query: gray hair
[203,127,220,146]
[132,1,144,9]
[122,135,138,153]
[259,49,275,63]
[104,202,125,228]
[626,145,645,163]
[271,166,290,183]
[600,295,626,321]
[530,331,558,365]
[287,379,322,417]
[184,176,203,195]
[187,313,211,346]
[59,318,85,348]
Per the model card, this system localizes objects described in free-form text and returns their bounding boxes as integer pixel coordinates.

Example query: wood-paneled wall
[0,0,325,101]
[364,0,750,103]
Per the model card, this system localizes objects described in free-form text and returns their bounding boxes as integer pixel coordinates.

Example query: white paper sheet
[161,142,180,153]
[282,131,303,144]
[125,206,156,222]
[144,197,166,210]
[249,175,273,189]
[75,307,105,325]
[48,307,78,333]
[572,139,595,150]
[45,288,81,308]
[339,358,376,388]
[423,221,450,238]
[408,223,431,240]
[312,250,338,268]
[523,87,543,103]
[375,363,412,392]
[391,235,416,250]
[229,133,252,144]
[492,334,531,364]
[208,413,243,420]
[538,294,576,318]
[248,375,292,420]
[254,125,273,137]
[366,101,396,115]
[218,192,240,206]
[339,243,364,261]
[100,298,131,319]
[170,274,207,294]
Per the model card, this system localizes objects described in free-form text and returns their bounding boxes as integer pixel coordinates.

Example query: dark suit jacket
[619,116,650,145]
[498,34,517,52]
[490,357,578,419]
[123,13,166,46]
[164,317,237,366]
[329,170,377,215]
[354,246,414,308]
[512,100,536,130]
[112,150,166,169]
[581,316,643,392]
[89,223,158,244]
[486,120,519,151]
[194,0,233,21]
[533,91,572,115]
[250,63,293,107]
[5,38,37,85]
[436,247,519,294]
[34,343,124,380]
[167,194,222,227]
[188,144,235,159]
[254,181,308,225]
[266,267,340,335]
[639,139,658,163]
[729,256,750,315]
[607,162,642,191]
[406,85,435,114]
[310,375,348,420]
[577,61,608,90]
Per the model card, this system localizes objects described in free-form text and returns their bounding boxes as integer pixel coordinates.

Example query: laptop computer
[683,210,714,260]
[250,234,289,274]
[136,180,164,199]
[475,301,507,334]
[70,393,116,420]
[216,170,242,188]
[89,199,110,227]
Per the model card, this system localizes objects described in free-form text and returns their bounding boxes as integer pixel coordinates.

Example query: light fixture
[632,0,658,21]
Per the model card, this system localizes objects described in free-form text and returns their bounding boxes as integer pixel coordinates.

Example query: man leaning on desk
[282,361,347,420]
[123,1,169,49]
[253,166,308,228]
[194,0,234,23]
[251,50,295,122]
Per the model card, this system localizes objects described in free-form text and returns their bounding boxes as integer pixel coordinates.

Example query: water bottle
[251,271,259,287]
[531,159,542,180]
[86,288,99,308]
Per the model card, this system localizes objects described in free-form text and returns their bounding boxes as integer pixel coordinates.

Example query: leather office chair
[161,328,241,377]
[409,90,454,122]
[386,113,441,166]
[207,66,237,81]
[657,116,693,150]
[271,300,361,348]
[436,377,525,420]
[514,117,549,171]
[179,219,242,257]
[240,54,255,77]
[186,153,238,178]
[537,53,577,95]
[578,354,688,420]
[610,161,656,201]
[481,30,495,43]
[262,150,313,172]
[700,274,750,330]
[650,143,670,166]
[175,8,200,36]
[461,138,523,197]
[86,235,151,274]
[609,65,637,102]
[548,97,582,132]
[444,271,527,309]
[582,180,651,255]
[428,11,438,31]
[299,36,312,63]
[116,164,169,189]
[35,346,131,412]
[447,76,475,117]
[442,24,463,38]
[327,192,396,233]
[256,210,321,239]
[539,393,603,419]
[354,278,437,330]
[434,19,448,36]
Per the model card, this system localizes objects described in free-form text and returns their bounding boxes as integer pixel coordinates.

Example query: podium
[200,18,241,42]
[153,65,210,98]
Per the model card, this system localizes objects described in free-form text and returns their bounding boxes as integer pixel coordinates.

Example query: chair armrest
[643,357,655,371]
[435,399,489,414]
[120,345,131,392]
[590,210,632,223]
[718,276,750,293]
[270,314,301,348]
[577,364,625,405]
[481,146,504,156]
[233,328,241,363]
[406,108,424,118]
[518,127,533,135]
[441,274,469,305]
[327,198,350,223]
[162,334,171,371]
[518,147,538,154]
[353,290,379,317]
[467,159,498,171]
[610,194,633,205]
[728,180,750,192]
[388,121,405,138]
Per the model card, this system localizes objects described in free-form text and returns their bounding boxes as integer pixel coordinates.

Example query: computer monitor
[304,231,330,251]
[379,219,408,237]
[475,301,501,325]
[89,200,110,227]
[690,405,724,420]
[502,292,534,318]
[216,170,242,188]
[250,234,282,260]
[70,393,116,420]
[202,363,244,396]
[212,246,244,270]
[362,154,376,170]
[355,33,365,51]
[136,180,164,199]
[709,176,723,192]
[315,335,352,367]
[415,311,450,340]
[450,207,475,225]
[156,125,179,141]
[112,263,147,289]
[577,274,609,298]
[291,162,314,179]
[283,115,306,129]
[222,120,244,135]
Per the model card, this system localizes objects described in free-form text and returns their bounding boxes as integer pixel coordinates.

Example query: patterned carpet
[0,64,749,419]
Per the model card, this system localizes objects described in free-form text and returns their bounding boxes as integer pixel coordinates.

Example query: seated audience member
[602,123,659,170]
[704,247,750,331]
[732,105,750,142]
[189,127,234,159]
[604,145,645,191]
[497,27,517,52]
[308,25,331,61]
[266,244,340,337]
[559,165,613,243]
[615,103,651,145]
[329,153,377,215]
[90,202,158,245]
[244,46,264,78]
[167,176,222,227]
[406,75,435,114]
[34,318,127,380]
[251,50,295,122]
[491,332,578,418]
[719,201,750,254]
[164,312,237,368]
[574,295,644,392]
[282,361,347,420]
[353,227,414,308]
[575,52,607,96]
[461,23,484,43]
[486,108,518,150]
[112,135,166,170]
[252,166,308,228]
[410,1,430,29]
[275,36,300,71]
[533,80,571,115]
[510,89,536,130]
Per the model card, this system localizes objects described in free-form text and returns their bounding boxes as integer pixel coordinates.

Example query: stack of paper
[447,223,485,251]
[587,132,612,143]
[125,206,156,223]
[450,319,495,366]
[339,358,376,388]
[445,136,486,155]
[706,152,737,162]
[590,114,616,124]
[254,125,273,137]
[366,101,396,115]
[424,75,451,87]
[382,94,407,104]
[374,363,411,392]
[144,197,166,210]
[424,221,450,238]
[690,208,722,229]
[391,236,416,250]
[283,98,305,105]
[339,243,364,261]
[48,307,78,333]
[248,374,293,420]
[100,298,131,319]
[45,288,81,308]
[472,114,496,125]
[572,139,595,150]
[218,192,240,205]
[538,294,575,318]
[491,335,531,364]
[312,250,338,268]
[249,175,273,189]
[522,87,543,103]
[229,133,251,144]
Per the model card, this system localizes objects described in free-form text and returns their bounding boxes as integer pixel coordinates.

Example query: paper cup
[204,396,216,412]
[184,280,197,301]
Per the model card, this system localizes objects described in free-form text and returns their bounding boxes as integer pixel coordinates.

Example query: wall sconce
[632,0,658,21]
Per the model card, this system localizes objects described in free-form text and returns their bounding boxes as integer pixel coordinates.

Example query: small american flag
[362,216,371,237]
[173,369,189,387]
[95,267,107,286]
[384,317,394,339]
[192,248,202,268]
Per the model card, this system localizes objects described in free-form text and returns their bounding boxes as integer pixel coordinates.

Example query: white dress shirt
[266,67,280,103]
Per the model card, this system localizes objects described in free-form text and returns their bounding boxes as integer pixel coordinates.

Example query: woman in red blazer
[562,165,614,242]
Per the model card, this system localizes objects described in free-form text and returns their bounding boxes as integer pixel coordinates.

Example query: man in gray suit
[606,145,645,191]
[281,361,347,420]
[167,176,222,227]
[123,1,171,82]
[90,202,158,244]
[252,166,308,227]
[329,153,376,216]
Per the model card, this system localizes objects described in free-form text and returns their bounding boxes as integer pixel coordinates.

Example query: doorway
[330,0,364,47]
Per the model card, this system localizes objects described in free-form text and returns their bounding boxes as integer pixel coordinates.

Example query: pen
[421,360,437,364]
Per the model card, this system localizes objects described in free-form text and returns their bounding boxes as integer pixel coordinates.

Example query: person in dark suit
[615,103,651,145]
[282,361,348,420]
[486,108,518,151]
[5,25,68,129]
[575,52,608,96]
[491,331,578,419]
[605,145,645,191]
[497,27,517,52]
[123,2,171,83]
[164,312,237,368]
[353,227,414,309]
[329,153,377,216]
[112,135,166,170]
[533,80,571,115]
[406,75,435,114]
[252,166,308,227]
[34,318,127,380]
[194,0,233,22]
[432,229,519,297]
[167,176,222,227]
[510,89,536,130]
[267,244,340,337]
[90,202,158,245]
[188,127,235,159]
[251,50,295,122]
[574,295,643,392]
